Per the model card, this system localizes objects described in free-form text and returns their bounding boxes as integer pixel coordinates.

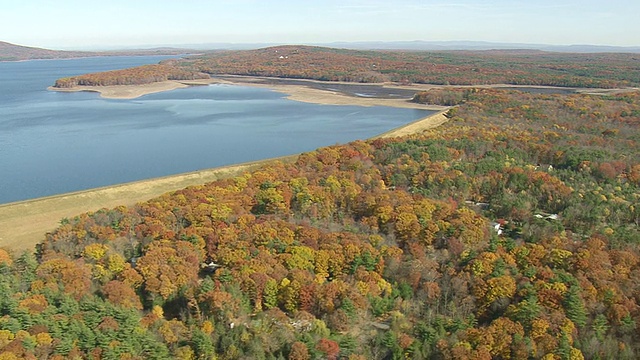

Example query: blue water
[0,56,432,204]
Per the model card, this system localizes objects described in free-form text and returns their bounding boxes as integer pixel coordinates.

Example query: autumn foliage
[1,87,639,358]
[189,46,640,88]
[54,45,640,89]
[53,63,209,87]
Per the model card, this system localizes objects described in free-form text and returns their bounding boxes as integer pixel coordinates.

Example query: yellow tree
[136,240,201,300]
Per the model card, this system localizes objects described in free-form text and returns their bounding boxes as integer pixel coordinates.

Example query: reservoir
[0,56,432,204]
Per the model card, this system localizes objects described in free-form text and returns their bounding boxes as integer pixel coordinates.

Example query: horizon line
[4,39,640,52]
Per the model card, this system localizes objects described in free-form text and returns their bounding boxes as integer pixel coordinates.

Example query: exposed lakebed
[0,56,433,204]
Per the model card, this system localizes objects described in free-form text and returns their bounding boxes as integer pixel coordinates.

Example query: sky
[1,0,638,50]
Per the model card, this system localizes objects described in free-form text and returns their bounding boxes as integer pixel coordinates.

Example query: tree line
[54,64,209,88]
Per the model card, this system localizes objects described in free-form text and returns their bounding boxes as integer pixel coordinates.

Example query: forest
[1,86,639,359]
[53,46,640,89]
[53,63,209,88]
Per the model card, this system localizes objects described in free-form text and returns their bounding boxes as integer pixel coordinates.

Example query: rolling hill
[0,41,93,61]
[0,41,196,62]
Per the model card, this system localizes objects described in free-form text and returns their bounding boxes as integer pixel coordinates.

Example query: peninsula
[48,45,640,107]
[50,45,640,91]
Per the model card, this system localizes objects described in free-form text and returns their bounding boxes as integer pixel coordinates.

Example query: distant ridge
[4,40,640,57]
[0,41,93,61]
[0,41,198,62]
[126,40,640,53]
[320,40,640,53]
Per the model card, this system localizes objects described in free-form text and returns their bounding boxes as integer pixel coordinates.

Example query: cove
[0,57,433,204]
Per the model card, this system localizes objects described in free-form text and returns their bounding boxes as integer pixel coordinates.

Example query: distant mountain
[0,41,94,61]
[5,40,640,59]
[0,41,199,62]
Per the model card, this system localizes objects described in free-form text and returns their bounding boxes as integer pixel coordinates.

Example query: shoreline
[48,75,638,104]
[0,104,450,253]
[0,155,297,253]
[48,80,191,99]
[49,77,449,111]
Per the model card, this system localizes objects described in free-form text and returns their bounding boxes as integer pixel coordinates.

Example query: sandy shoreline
[48,80,191,99]
[374,109,449,139]
[0,155,297,253]
[49,77,448,111]
[3,81,450,253]
[48,75,637,104]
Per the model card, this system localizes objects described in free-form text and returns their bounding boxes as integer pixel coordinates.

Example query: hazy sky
[2,0,638,49]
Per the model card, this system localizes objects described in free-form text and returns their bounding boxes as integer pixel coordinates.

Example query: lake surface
[0,56,432,204]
